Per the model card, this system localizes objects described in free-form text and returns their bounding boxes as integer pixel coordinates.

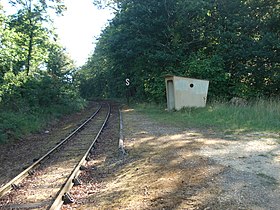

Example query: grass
[133,98,280,133]
[0,102,86,144]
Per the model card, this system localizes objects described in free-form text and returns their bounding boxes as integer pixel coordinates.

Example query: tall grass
[135,98,280,133]
[0,102,86,144]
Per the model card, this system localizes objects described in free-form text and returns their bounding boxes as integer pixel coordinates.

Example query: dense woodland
[0,0,84,142]
[78,0,279,102]
[0,0,279,142]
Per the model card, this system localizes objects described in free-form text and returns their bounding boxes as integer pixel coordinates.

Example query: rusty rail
[48,102,111,210]
[0,104,102,198]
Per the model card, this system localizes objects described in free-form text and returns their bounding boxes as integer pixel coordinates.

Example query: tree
[8,0,66,75]
[208,0,280,97]
[0,0,83,110]
[79,0,280,102]
[0,1,86,143]
[47,43,75,80]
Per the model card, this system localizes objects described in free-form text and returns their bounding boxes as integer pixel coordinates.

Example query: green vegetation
[77,0,279,134]
[134,99,280,133]
[0,1,85,143]
[1,1,279,142]
[0,103,84,143]
[78,0,280,102]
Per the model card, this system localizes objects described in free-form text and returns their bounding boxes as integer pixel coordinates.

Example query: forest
[0,0,84,142]
[0,0,279,142]
[79,0,279,102]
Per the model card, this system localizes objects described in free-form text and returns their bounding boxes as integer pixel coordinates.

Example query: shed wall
[165,76,209,110]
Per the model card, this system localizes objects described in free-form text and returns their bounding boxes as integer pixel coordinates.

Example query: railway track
[0,102,112,209]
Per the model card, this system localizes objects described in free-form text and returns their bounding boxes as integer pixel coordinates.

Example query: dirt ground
[1,104,280,209]
[65,107,280,209]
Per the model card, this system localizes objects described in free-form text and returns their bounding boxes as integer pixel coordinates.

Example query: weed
[134,99,280,133]
[0,102,86,144]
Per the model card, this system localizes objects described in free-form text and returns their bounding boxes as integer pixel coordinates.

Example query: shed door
[167,80,175,110]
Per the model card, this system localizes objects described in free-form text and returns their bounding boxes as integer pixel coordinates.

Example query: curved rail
[0,104,102,198]
[49,102,111,210]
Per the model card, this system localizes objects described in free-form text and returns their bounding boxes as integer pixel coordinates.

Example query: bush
[184,52,230,99]
[0,71,86,143]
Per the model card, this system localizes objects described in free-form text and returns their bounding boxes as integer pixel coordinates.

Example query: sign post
[125,78,130,105]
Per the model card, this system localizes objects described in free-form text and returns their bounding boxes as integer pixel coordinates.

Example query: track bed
[0,102,112,209]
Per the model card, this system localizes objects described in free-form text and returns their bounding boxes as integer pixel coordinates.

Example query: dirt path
[198,133,280,209]
[70,108,279,209]
[1,105,279,209]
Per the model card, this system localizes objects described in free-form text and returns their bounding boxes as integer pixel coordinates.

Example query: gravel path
[197,133,280,209]
[120,109,280,209]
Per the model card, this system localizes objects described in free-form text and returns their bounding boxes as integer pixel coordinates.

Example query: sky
[53,0,114,66]
[2,0,114,66]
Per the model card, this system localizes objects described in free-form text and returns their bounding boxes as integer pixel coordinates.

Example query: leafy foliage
[0,1,85,143]
[78,0,280,102]
[185,52,229,98]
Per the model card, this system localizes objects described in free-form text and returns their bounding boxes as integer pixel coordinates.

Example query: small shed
[165,75,209,110]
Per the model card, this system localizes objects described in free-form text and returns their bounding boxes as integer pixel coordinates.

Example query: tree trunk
[26,0,33,76]
[26,29,33,75]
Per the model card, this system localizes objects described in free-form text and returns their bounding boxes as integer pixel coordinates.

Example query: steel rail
[49,102,111,210]
[0,104,102,198]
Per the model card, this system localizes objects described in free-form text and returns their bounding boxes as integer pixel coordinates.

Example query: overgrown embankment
[0,1,85,144]
[0,73,86,143]
[0,103,85,143]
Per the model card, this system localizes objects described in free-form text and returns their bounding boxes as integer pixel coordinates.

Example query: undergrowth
[0,101,86,144]
[134,98,280,133]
